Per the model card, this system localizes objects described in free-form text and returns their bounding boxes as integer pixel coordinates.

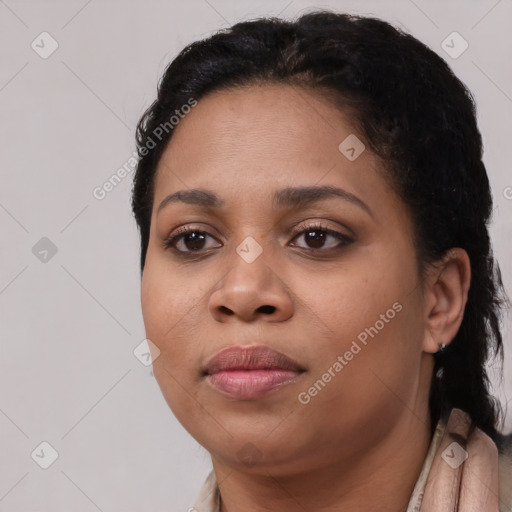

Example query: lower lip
[206,369,302,400]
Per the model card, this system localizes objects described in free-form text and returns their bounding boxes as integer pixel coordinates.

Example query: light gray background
[1,0,511,510]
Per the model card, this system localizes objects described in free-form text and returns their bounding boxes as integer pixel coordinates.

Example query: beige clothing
[191,410,512,511]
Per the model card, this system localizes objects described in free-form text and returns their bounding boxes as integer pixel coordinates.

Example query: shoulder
[495,432,512,512]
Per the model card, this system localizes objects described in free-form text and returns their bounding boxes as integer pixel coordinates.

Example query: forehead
[152,84,399,217]
[158,84,354,157]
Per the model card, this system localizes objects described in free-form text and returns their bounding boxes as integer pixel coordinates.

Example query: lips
[204,345,304,374]
[203,345,305,400]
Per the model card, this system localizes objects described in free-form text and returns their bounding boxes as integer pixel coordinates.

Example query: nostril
[258,305,276,314]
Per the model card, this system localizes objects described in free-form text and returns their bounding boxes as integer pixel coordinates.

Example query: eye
[289,222,353,251]
[162,227,221,253]
[162,222,353,256]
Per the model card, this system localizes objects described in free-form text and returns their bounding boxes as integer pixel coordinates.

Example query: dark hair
[131,10,509,439]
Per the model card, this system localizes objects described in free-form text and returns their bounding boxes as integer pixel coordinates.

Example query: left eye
[289,224,353,251]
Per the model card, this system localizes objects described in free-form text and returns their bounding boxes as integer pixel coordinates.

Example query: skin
[140,84,471,511]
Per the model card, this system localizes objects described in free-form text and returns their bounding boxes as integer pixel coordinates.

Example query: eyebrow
[156,185,374,218]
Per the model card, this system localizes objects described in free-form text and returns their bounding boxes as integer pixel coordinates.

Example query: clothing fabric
[192,408,512,511]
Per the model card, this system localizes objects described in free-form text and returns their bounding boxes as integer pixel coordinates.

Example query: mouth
[203,345,306,400]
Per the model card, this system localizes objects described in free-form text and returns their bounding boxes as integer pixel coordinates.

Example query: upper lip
[203,345,305,375]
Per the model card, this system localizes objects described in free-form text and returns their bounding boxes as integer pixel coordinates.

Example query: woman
[131,10,512,511]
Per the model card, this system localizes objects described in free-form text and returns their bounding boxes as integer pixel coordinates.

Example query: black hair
[131,10,509,439]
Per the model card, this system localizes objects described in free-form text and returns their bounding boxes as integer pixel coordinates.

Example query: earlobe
[424,327,446,354]
[422,248,471,354]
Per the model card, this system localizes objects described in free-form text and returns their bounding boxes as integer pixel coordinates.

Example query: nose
[208,244,294,323]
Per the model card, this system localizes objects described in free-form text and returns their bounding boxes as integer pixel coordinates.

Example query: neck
[214,410,433,512]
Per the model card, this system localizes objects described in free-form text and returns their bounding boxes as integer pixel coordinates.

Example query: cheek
[141,264,205,419]
[141,261,209,376]
[298,253,422,385]
[295,279,423,440]
[141,264,185,363]
[141,257,194,335]
[141,266,167,342]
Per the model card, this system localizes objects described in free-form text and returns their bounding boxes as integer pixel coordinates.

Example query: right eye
[162,227,222,254]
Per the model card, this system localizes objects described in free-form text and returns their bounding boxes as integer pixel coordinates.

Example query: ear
[422,248,471,354]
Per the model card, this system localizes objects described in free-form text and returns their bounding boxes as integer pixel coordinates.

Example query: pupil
[306,230,325,249]
[185,232,205,250]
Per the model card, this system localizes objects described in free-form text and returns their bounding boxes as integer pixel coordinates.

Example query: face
[141,84,434,474]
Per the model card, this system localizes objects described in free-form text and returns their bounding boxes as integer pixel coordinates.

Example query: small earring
[437,343,447,353]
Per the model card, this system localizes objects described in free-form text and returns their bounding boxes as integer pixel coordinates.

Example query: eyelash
[161,222,354,256]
